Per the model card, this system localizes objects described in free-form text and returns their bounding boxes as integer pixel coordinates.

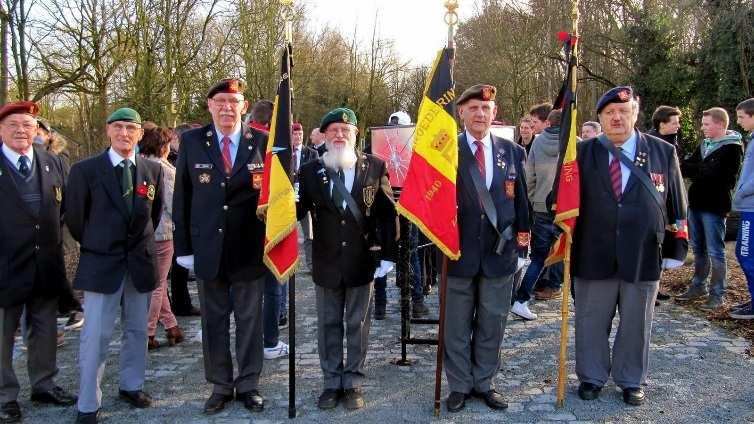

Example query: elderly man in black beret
[65,107,163,423]
[444,84,530,413]
[571,86,688,406]
[0,101,76,424]
[173,78,270,414]
[296,107,397,411]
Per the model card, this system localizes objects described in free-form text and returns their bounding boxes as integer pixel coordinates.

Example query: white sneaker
[511,301,537,320]
[263,341,289,359]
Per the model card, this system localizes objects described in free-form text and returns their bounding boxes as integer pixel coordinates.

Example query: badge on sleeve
[252,172,263,190]
[363,185,376,216]
[53,186,62,203]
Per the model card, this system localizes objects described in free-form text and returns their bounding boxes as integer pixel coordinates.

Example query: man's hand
[517,258,526,272]
[177,255,195,271]
[373,260,395,279]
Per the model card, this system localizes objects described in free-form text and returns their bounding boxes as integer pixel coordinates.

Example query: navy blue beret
[596,86,635,114]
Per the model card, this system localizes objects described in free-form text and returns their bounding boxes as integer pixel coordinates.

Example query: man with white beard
[296,108,397,411]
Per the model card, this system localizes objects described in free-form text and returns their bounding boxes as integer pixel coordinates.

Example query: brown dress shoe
[341,388,365,410]
[147,336,159,350]
[165,326,184,346]
[534,287,562,300]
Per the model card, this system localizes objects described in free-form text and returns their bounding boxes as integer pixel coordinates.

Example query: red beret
[0,101,39,122]
[206,78,245,99]
[292,122,302,131]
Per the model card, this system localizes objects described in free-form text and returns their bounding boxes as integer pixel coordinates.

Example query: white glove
[517,258,526,272]
[177,255,195,271]
[662,258,683,270]
[373,260,395,279]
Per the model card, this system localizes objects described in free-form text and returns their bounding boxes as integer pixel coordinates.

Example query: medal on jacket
[650,172,665,193]
[252,172,263,190]
[199,173,211,184]
[505,180,515,198]
[53,186,62,203]
[363,185,376,216]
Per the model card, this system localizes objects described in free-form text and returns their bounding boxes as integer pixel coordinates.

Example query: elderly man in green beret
[65,107,164,423]
[296,108,398,410]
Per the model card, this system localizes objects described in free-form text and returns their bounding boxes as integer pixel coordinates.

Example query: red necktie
[221,136,232,175]
[609,152,622,201]
[473,140,486,181]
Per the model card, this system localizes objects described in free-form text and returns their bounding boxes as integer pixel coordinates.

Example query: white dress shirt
[107,147,137,167]
[466,130,493,189]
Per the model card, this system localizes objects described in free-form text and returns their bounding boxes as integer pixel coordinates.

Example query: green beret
[456,84,497,106]
[319,107,357,132]
[107,108,142,124]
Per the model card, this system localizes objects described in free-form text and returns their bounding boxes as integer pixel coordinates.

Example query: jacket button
[618,203,622,208]
[481,214,485,220]
[220,182,226,187]
[342,241,347,246]
[34,245,40,250]
[218,228,223,233]
[341,220,346,225]
[223,205,228,210]
[34,224,40,230]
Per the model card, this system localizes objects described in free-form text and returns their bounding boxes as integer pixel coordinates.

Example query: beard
[322,139,358,170]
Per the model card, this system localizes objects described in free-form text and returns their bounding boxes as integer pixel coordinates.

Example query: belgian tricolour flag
[545,33,580,266]
[257,44,298,280]
[396,48,459,259]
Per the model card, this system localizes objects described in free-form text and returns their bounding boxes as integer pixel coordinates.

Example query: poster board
[370,125,415,188]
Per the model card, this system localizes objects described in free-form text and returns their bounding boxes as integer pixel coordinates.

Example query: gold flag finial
[280,0,294,43]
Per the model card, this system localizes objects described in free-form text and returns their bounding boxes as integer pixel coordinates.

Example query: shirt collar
[214,123,242,146]
[619,130,638,158]
[2,143,34,167]
[108,147,137,167]
[465,130,492,150]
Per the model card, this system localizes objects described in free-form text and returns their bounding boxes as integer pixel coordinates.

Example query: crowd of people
[0,77,753,423]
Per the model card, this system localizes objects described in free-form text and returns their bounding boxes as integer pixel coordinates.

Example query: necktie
[292,147,299,172]
[473,140,486,181]
[609,150,622,201]
[331,169,345,211]
[221,136,233,175]
[121,159,133,214]
[18,156,30,178]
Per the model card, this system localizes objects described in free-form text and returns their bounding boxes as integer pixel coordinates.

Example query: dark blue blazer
[0,145,68,307]
[448,133,530,279]
[173,124,268,282]
[65,150,163,294]
[572,131,688,283]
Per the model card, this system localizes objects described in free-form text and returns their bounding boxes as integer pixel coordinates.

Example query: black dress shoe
[578,382,602,400]
[472,389,508,410]
[74,409,99,424]
[656,291,671,301]
[341,388,365,410]
[317,389,341,410]
[237,390,264,412]
[118,389,152,408]
[623,387,645,406]
[446,391,469,412]
[174,306,201,317]
[0,401,21,423]
[31,386,77,406]
[203,393,233,414]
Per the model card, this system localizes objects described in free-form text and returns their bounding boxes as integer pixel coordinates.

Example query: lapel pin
[44,164,50,172]
[206,131,212,137]
[206,141,211,147]
[248,145,252,150]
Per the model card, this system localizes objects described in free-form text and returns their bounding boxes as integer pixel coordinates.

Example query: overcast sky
[303,0,476,66]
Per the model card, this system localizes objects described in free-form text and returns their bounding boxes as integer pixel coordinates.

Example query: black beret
[456,84,497,106]
[596,86,635,114]
[207,78,245,99]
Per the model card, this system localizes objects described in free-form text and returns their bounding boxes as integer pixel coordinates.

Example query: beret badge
[618,89,630,102]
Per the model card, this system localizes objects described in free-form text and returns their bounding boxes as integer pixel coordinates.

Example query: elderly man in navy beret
[571,86,688,406]
[0,101,76,423]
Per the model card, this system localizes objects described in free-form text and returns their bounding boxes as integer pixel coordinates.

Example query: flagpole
[555,0,579,409]
[433,1,459,418]
[278,0,297,418]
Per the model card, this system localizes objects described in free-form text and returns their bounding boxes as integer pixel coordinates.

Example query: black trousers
[169,253,194,313]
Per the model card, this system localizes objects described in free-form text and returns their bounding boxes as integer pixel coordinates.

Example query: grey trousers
[444,274,513,394]
[574,277,659,389]
[78,276,151,413]
[299,214,313,270]
[197,276,264,396]
[0,297,58,402]
[315,283,373,390]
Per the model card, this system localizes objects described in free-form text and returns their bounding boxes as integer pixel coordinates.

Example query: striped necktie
[609,149,622,201]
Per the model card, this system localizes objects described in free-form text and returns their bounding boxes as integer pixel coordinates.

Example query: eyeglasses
[110,123,142,133]
[4,122,37,132]
[325,127,354,136]
[211,98,244,107]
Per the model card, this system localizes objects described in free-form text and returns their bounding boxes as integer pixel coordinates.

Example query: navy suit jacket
[65,150,163,294]
[173,124,268,282]
[572,131,688,283]
[448,133,530,278]
[0,145,68,307]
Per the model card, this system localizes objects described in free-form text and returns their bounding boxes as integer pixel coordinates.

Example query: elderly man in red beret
[0,101,76,423]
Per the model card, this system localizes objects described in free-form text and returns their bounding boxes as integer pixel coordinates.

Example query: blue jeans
[736,211,754,302]
[263,273,283,348]
[514,212,563,303]
[688,209,727,297]
[374,225,424,305]
[279,282,288,318]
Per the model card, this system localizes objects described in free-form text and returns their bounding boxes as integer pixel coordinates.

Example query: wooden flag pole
[433,1,459,417]
[555,0,579,409]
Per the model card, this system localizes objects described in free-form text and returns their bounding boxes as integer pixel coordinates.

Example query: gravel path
[10,266,754,423]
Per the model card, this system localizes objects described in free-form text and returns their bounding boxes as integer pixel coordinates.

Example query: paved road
[11,267,754,423]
